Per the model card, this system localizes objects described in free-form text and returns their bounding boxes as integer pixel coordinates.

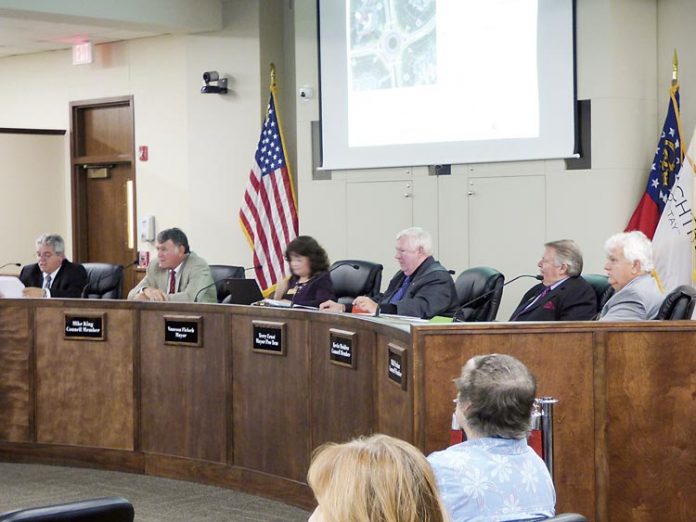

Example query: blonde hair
[307,434,449,522]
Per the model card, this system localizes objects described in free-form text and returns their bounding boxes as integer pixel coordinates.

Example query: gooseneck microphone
[453,274,543,322]
[245,264,263,272]
[194,277,228,303]
[0,262,21,270]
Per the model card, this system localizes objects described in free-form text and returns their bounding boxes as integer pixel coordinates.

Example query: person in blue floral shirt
[428,354,556,521]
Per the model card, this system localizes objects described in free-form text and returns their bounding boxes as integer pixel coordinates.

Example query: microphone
[245,264,263,272]
[453,274,543,322]
[0,262,21,270]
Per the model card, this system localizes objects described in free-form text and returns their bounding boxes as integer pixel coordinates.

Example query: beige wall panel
[0,133,67,266]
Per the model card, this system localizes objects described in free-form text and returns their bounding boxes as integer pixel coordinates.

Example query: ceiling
[0,0,223,59]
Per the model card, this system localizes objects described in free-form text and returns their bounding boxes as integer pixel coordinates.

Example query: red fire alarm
[138,145,149,161]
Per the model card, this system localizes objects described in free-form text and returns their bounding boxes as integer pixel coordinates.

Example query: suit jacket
[510,276,597,321]
[362,256,457,319]
[127,252,217,303]
[282,271,336,308]
[19,259,88,299]
[599,273,663,321]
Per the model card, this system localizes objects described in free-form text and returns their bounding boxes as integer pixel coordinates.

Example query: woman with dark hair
[273,235,335,308]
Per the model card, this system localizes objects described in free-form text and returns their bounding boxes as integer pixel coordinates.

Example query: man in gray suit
[127,228,217,303]
[599,231,663,321]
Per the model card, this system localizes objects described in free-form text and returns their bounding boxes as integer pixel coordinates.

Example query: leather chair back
[0,496,134,522]
[209,264,245,303]
[82,263,124,299]
[453,266,504,322]
[582,273,614,313]
[330,260,383,306]
[656,285,696,320]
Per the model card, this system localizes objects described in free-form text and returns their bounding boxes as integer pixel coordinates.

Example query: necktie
[43,274,52,290]
[389,275,412,304]
[512,285,551,320]
[168,270,176,294]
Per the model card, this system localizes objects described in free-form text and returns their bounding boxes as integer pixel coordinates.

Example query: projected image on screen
[349,0,436,91]
[347,0,539,148]
[320,0,576,169]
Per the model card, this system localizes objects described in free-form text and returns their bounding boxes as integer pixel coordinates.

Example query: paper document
[0,276,25,298]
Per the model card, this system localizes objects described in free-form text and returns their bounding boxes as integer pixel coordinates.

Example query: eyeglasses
[36,251,57,260]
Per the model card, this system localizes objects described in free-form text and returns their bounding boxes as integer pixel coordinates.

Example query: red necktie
[168,270,176,294]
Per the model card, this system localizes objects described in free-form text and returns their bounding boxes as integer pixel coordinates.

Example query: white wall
[0,0,265,267]
[0,133,66,269]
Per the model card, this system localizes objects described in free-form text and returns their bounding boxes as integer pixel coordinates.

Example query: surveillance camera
[203,71,219,83]
[299,86,314,100]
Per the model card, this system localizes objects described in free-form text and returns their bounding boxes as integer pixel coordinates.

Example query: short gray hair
[604,231,654,272]
[456,353,537,439]
[545,239,583,276]
[35,233,65,255]
[396,227,432,255]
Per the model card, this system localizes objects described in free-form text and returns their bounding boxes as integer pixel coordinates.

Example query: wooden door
[70,97,137,294]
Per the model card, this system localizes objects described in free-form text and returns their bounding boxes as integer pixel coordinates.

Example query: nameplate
[252,321,286,356]
[164,315,202,347]
[64,313,106,341]
[387,344,407,390]
[329,329,357,369]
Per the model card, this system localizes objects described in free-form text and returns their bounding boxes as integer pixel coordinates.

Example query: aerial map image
[349,0,436,91]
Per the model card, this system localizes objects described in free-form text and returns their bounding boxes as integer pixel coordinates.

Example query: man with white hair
[320,227,457,318]
[599,231,663,321]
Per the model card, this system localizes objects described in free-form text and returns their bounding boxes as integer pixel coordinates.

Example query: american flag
[240,81,298,294]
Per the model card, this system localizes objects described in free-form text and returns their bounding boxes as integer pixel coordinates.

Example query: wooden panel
[0,305,31,442]
[35,307,134,449]
[309,321,375,447]
[76,104,132,157]
[232,313,310,481]
[140,310,226,462]
[418,327,595,518]
[375,335,413,441]
[605,330,696,522]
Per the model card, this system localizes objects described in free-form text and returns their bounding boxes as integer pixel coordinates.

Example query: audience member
[510,239,596,321]
[428,353,556,522]
[272,235,335,307]
[308,433,449,522]
[599,231,663,320]
[127,227,216,303]
[320,227,456,318]
[19,233,87,298]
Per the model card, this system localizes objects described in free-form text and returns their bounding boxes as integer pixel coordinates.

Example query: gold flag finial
[270,63,276,90]
[672,49,678,84]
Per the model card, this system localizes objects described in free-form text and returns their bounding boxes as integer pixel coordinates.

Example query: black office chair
[209,264,245,303]
[452,267,504,322]
[82,263,124,299]
[655,285,696,320]
[582,273,614,313]
[0,496,134,522]
[545,514,588,522]
[330,260,383,306]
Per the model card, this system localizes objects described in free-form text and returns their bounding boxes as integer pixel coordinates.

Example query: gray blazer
[599,273,663,321]
[127,251,217,303]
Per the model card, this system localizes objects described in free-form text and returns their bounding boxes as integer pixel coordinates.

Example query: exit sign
[72,41,93,65]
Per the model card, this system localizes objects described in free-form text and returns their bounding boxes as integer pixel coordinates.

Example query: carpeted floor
[0,463,310,521]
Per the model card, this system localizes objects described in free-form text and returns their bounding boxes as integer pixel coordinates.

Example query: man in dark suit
[20,233,87,299]
[510,239,596,321]
[319,227,457,319]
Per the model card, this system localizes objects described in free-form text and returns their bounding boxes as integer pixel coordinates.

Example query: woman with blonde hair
[307,433,449,522]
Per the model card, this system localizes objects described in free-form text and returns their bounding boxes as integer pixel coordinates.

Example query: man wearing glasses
[320,227,457,319]
[20,233,87,298]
